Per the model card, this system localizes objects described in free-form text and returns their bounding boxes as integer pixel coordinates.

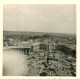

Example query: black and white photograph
[3,4,76,76]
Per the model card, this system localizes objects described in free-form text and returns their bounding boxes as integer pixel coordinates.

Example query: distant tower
[54,42,55,50]
[47,40,50,64]
[53,42,56,53]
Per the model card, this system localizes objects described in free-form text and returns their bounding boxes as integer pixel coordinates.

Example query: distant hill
[3,31,76,39]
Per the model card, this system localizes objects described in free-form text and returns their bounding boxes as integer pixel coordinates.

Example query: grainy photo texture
[3,4,76,76]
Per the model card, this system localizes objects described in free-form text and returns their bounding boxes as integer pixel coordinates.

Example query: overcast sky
[3,4,76,34]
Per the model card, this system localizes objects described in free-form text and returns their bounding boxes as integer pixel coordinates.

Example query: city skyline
[3,4,76,34]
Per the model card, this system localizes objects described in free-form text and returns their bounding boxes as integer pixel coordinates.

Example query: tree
[43,34,51,38]
[55,39,58,44]
[40,72,47,76]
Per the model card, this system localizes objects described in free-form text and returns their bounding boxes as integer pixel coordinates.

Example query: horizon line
[3,30,76,35]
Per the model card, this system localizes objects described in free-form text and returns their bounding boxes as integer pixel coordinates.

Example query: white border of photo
[0,0,80,79]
